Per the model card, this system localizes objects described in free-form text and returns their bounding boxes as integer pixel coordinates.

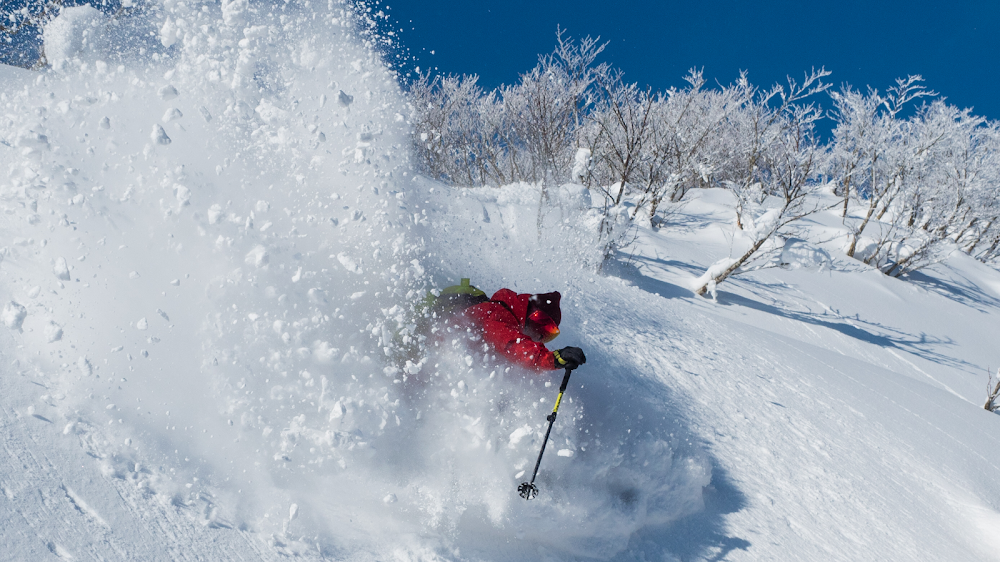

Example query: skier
[422,278,587,371]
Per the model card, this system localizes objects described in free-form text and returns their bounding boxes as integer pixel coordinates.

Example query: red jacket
[463,289,557,371]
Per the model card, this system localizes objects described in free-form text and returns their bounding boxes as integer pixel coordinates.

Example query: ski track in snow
[1,373,278,561]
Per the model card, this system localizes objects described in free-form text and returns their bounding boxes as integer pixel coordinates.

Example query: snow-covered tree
[692,69,831,296]
[828,77,935,264]
[828,77,1000,277]
[408,72,488,185]
[409,35,1000,282]
[408,29,606,189]
[642,69,737,219]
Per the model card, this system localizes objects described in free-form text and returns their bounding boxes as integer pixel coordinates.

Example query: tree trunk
[695,236,769,296]
[846,200,878,258]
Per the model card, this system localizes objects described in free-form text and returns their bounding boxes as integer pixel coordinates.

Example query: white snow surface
[2,3,1000,561]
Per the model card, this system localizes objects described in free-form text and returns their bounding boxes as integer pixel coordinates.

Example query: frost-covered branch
[985,369,1000,412]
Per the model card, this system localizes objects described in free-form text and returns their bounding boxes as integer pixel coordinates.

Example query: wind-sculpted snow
[0,2,710,560]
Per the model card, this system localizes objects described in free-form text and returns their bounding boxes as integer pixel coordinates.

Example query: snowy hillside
[3,2,1000,561]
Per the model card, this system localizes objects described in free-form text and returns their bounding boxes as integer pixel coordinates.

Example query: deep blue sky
[3,1,998,120]
[382,0,1000,120]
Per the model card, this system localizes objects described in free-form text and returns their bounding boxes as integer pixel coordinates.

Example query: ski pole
[518,366,574,500]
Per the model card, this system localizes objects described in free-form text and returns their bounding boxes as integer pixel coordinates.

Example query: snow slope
[413,182,1000,561]
[3,2,1000,561]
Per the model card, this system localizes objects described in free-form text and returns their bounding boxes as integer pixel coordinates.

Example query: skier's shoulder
[487,289,530,319]
[462,289,520,324]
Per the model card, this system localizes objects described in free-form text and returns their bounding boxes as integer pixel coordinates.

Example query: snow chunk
[557,449,574,457]
[136,317,148,330]
[337,253,361,273]
[255,99,288,124]
[162,108,183,122]
[245,245,269,268]
[42,6,108,68]
[16,131,50,151]
[45,321,63,342]
[312,341,338,364]
[157,85,179,101]
[307,288,326,303]
[151,125,171,145]
[77,357,92,376]
[53,257,71,280]
[338,90,354,107]
[508,425,533,447]
[174,184,191,206]
[2,302,27,331]
[159,17,178,48]
[222,0,249,27]
[207,204,223,224]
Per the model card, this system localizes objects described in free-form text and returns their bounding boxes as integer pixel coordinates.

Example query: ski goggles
[527,309,560,343]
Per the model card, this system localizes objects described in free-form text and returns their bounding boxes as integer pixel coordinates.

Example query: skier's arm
[480,318,556,371]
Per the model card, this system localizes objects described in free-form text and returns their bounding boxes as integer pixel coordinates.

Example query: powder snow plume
[0,2,708,559]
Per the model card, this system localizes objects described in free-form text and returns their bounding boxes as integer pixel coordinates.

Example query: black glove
[553,347,586,370]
